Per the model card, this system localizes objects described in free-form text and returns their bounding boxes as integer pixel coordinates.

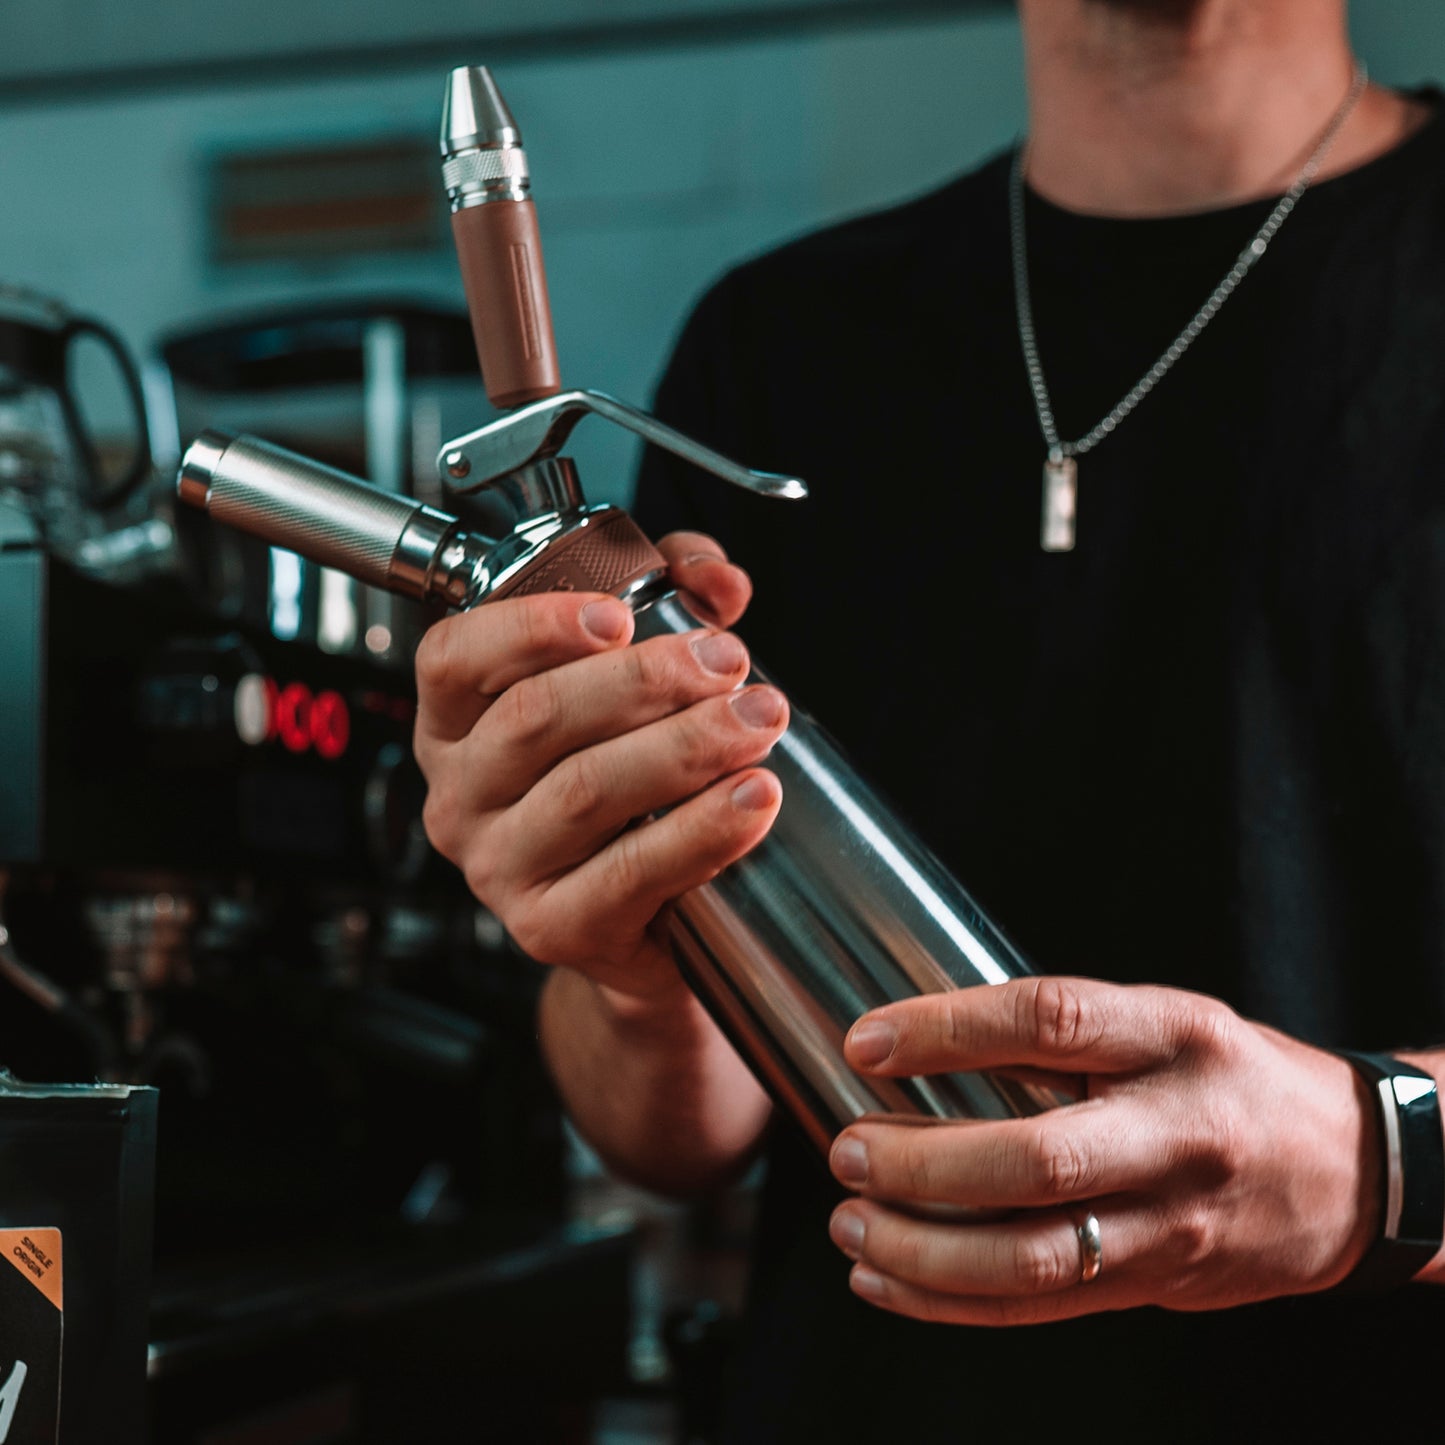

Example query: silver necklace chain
[1010,65,1368,462]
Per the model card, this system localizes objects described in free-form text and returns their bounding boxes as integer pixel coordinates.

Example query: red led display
[309,690,351,760]
[274,682,313,754]
[241,676,356,759]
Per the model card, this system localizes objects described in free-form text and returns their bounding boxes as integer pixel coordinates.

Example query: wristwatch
[1337,1051,1445,1292]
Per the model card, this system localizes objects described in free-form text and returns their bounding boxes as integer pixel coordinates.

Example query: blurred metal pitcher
[0,284,151,557]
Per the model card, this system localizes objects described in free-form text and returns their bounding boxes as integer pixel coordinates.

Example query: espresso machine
[0,286,635,1443]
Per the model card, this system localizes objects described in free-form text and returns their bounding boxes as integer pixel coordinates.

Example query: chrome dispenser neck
[404,517,493,609]
[444,456,585,522]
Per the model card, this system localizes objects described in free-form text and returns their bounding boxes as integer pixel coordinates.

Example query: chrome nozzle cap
[177,429,234,510]
[441,66,522,157]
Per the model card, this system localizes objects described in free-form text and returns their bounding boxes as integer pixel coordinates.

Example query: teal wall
[1353,1,1445,86]
[0,4,1439,503]
[0,10,1024,502]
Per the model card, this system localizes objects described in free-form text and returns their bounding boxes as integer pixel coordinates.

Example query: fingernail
[691,631,746,675]
[731,686,784,729]
[581,600,629,642]
[831,1136,869,1187]
[731,775,776,812]
[848,1020,897,1068]
[681,551,724,568]
[851,1266,886,1302]
[830,1209,865,1259]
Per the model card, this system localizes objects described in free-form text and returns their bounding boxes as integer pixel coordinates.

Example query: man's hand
[826,977,1382,1324]
[413,532,790,1001]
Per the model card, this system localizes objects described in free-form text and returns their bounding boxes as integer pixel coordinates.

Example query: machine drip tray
[146,1215,637,1444]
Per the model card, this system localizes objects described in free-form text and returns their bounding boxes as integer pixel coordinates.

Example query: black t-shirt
[633,100,1445,1442]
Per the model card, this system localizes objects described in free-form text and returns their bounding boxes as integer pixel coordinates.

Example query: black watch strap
[1337,1050,1444,1292]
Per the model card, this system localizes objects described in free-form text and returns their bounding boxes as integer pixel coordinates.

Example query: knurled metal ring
[442,147,530,192]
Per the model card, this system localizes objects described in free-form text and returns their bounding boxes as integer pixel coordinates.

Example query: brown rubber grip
[486,509,666,601]
[452,200,563,409]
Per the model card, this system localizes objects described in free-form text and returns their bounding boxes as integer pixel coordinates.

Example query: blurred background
[1,1,1438,497]
[1,3,1442,1443]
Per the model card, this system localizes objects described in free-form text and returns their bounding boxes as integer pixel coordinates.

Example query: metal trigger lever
[439,388,808,503]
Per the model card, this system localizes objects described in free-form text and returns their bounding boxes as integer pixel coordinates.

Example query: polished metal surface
[392,507,467,600]
[441,390,807,502]
[441,66,523,154]
[630,590,1062,1152]
[429,530,495,608]
[175,432,487,604]
[441,148,530,203]
[478,456,586,523]
[1374,1074,1406,1240]
[441,65,530,210]
[1076,1212,1103,1284]
[176,431,229,509]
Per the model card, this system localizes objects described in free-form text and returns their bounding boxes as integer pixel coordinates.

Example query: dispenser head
[441,66,522,155]
[440,66,530,209]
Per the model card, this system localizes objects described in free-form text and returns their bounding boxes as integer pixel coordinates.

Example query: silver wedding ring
[1075,1211,1103,1284]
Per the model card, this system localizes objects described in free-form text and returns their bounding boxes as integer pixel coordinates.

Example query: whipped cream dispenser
[177,67,1063,1153]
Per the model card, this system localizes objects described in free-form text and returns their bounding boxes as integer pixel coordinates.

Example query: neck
[1017,0,1427,216]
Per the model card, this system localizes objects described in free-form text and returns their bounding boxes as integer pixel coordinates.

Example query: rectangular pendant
[1041,454,1078,553]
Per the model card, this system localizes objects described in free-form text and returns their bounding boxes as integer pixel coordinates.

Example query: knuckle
[554,753,611,826]
[627,640,679,699]
[887,1228,929,1284]
[420,791,459,860]
[595,825,651,904]
[1012,1234,1072,1294]
[413,617,461,697]
[1169,1202,1213,1272]
[1023,977,1099,1057]
[1024,1122,1093,1200]
[495,671,565,751]
[943,993,970,1054]
[1191,1096,1245,1189]
[650,705,731,789]
[514,596,568,656]
[1180,993,1242,1061]
[460,849,502,914]
[895,1135,939,1198]
[872,1225,919,1283]
[411,724,437,777]
[504,894,563,967]
[675,709,728,778]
